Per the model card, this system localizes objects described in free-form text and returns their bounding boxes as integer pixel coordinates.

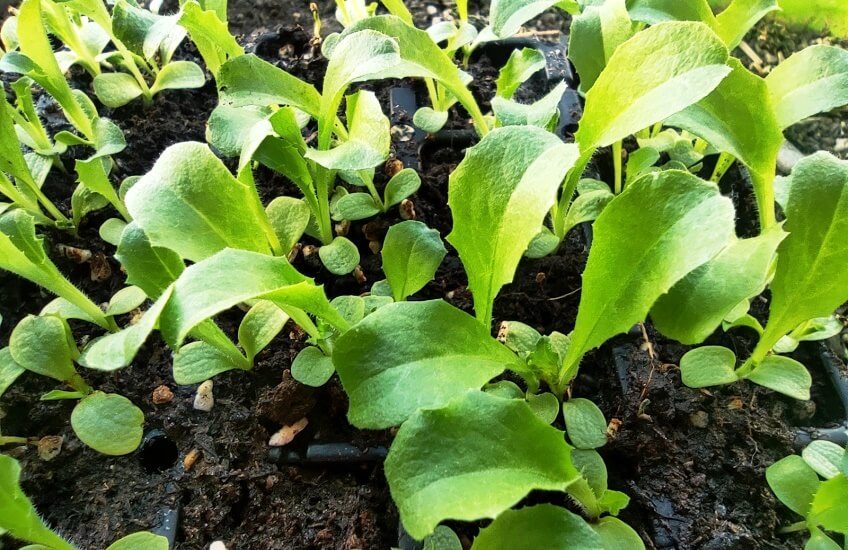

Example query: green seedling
[766,441,848,548]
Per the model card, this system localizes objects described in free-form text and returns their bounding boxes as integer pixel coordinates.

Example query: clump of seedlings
[1,0,848,546]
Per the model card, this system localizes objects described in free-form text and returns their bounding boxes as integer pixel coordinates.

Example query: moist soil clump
[0,4,843,549]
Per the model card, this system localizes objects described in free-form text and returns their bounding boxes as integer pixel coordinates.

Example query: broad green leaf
[496,47,545,99]
[307,90,390,170]
[106,286,148,316]
[626,0,717,26]
[568,0,634,92]
[492,81,567,129]
[489,0,564,38]
[422,526,461,550]
[810,475,848,533]
[563,398,607,449]
[116,222,185,298]
[572,448,608,496]
[125,142,273,261]
[172,340,245,384]
[206,104,270,158]
[93,72,145,108]
[767,454,820,517]
[754,153,848,357]
[576,21,730,150]
[714,0,779,49]
[559,186,614,237]
[561,170,735,382]
[266,197,310,252]
[334,193,381,221]
[777,0,848,37]
[384,168,421,208]
[667,58,784,220]
[105,532,169,550]
[150,60,206,94]
[591,517,645,550]
[217,54,321,116]
[40,298,96,324]
[0,348,25,398]
[382,220,446,301]
[527,392,560,424]
[9,315,76,382]
[412,107,449,133]
[386,392,581,539]
[333,300,518,429]
[766,45,848,129]
[179,0,244,75]
[71,392,144,455]
[318,236,360,275]
[91,118,128,160]
[238,300,288,361]
[679,346,739,388]
[803,441,846,480]
[78,288,174,372]
[471,504,601,549]
[291,346,335,387]
[806,528,842,550]
[340,16,487,132]
[746,355,811,400]
[447,126,578,325]
[0,455,75,550]
[651,224,786,344]
[159,248,348,347]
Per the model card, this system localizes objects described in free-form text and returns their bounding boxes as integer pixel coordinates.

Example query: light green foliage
[776,0,848,36]
[217,54,321,116]
[291,346,335,387]
[382,220,446,301]
[651,224,786,344]
[803,441,845,479]
[568,0,634,93]
[105,532,169,550]
[746,355,812,400]
[447,126,578,325]
[105,286,147,317]
[10,315,77,382]
[333,300,518,429]
[412,108,449,133]
[679,346,739,388]
[238,300,289,362]
[774,316,844,354]
[471,504,601,549]
[576,21,730,151]
[559,170,735,386]
[748,153,848,367]
[0,455,75,550]
[385,391,580,539]
[115,222,185,298]
[75,157,131,220]
[667,58,784,228]
[492,81,567,129]
[626,0,717,26]
[766,45,848,130]
[0,348,25,398]
[318,236,360,275]
[179,0,243,76]
[159,248,348,348]
[495,47,545,99]
[768,454,821,516]
[70,391,144,455]
[265,197,310,252]
[488,0,571,39]
[714,0,779,48]
[125,142,277,261]
[563,398,608,449]
[591,516,646,549]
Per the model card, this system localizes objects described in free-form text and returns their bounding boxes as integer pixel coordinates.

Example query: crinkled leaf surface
[471,504,601,549]
[626,0,717,26]
[9,315,76,382]
[576,21,730,150]
[447,126,578,325]
[125,142,273,262]
[386,391,580,539]
[568,0,633,93]
[217,54,321,116]
[803,441,846,480]
[766,45,848,129]
[651,224,786,344]
[115,222,185,299]
[333,300,518,429]
[561,170,735,380]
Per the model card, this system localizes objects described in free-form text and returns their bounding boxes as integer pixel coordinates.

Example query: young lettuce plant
[178,0,243,78]
[766,440,848,548]
[677,153,848,400]
[0,454,169,549]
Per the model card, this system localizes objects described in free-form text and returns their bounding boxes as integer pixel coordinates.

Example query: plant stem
[612,140,623,194]
[361,172,385,210]
[778,521,808,534]
[710,151,735,183]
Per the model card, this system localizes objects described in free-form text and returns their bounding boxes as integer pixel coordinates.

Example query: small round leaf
[679,346,739,388]
[71,392,144,455]
[291,346,335,387]
[319,236,360,275]
[563,398,607,449]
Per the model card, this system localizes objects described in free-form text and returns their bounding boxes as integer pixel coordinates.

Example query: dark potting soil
[0,5,840,550]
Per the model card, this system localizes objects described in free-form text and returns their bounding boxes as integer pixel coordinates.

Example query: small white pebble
[425,4,438,14]
[269,418,309,446]
[193,380,214,412]
[209,542,228,550]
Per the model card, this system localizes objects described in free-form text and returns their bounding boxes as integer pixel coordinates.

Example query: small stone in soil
[89,253,112,282]
[193,380,214,412]
[55,244,91,263]
[37,435,63,461]
[183,448,201,471]
[399,199,416,220]
[368,240,381,255]
[690,410,710,429]
[354,265,367,284]
[209,542,228,550]
[152,385,174,405]
[269,417,309,447]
